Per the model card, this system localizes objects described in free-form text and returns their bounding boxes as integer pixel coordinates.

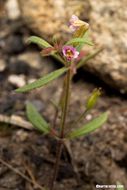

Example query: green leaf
[26,102,50,133]
[76,31,93,51]
[27,36,52,48]
[16,67,68,93]
[27,36,65,64]
[67,112,108,139]
[66,37,94,46]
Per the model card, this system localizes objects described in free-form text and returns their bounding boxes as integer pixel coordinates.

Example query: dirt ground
[0,13,127,190]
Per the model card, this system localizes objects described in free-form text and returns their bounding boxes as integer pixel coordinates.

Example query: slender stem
[52,108,59,129]
[49,140,63,190]
[74,109,88,124]
[0,158,45,190]
[52,81,65,129]
[49,67,71,190]
[60,69,71,138]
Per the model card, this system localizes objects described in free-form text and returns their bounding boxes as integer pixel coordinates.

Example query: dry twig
[0,158,45,190]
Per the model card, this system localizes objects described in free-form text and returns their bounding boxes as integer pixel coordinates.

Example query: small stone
[8,74,26,87]
[17,52,42,69]
[14,130,28,142]
[5,0,20,20]
[86,114,92,121]
[0,59,6,72]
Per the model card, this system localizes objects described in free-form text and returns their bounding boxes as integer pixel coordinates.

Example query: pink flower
[69,15,89,32]
[69,15,79,32]
[62,45,79,62]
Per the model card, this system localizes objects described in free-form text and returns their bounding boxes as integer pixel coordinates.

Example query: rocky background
[17,0,127,94]
[0,0,127,190]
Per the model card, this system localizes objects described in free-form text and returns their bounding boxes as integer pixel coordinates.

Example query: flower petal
[62,45,79,61]
[74,51,80,59]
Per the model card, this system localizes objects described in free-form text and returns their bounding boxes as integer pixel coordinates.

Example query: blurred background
[0,0,127,189]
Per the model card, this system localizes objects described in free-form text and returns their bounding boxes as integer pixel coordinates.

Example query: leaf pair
[28,36,65,64]
[28,35,93,50]
[27,35,96,68]
[17,36,108,140]
[27,101,108,139]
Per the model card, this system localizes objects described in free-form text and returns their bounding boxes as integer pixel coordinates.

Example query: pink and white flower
[69,15,89,32]
[62,45,79,62]
[69,15,79,32]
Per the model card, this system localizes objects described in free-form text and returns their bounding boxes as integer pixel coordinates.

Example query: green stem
[60,69,71,138]
[49,140,63,190]
[64,109,88,137]
[52,80,65,129]
[49,67,71,190]
[74,109,88,124]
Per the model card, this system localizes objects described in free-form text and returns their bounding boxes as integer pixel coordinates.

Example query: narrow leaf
[67,112,108,139]
[16,67,68,92]
[28,36,65,64]
[76,31,93,51]
[26,102,50,133]
[66,37,94,46]
[27,36,52,48]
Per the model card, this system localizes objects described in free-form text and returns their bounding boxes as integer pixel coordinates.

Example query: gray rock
[84,0,127,93]
[8,74,26,87]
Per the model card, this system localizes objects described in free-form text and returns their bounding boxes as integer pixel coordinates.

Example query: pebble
[14,130,28,142]
[5,0,20,20]
[86,114,92,121]
[17,52,42,69]
[8,74,26,87]
[0,59,6,72]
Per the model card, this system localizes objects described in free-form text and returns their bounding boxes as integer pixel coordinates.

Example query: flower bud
[69,15,89,38]
[86,88,102,110]
[69,15,89,32]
